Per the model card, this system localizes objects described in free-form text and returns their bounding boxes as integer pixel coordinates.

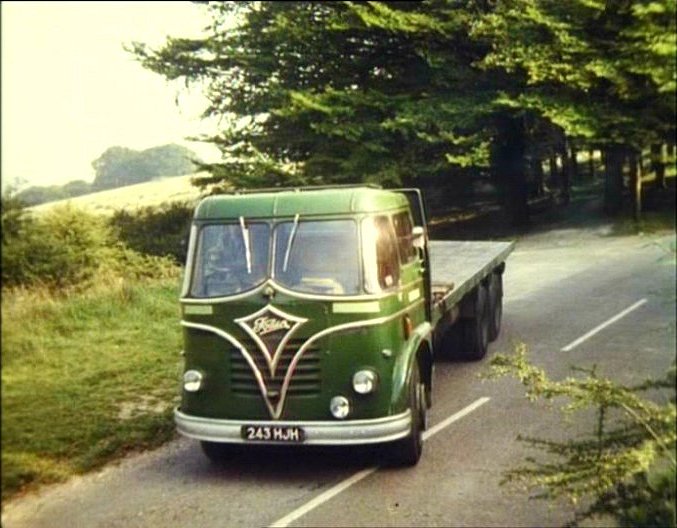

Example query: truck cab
[176,186,433,465]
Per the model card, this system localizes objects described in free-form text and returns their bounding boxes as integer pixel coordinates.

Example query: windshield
[189,219,361,298]
[190,222,270,297]
[274,220,360,295]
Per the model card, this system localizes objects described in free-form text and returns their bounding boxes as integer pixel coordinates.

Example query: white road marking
[561,298,648,352]
[268,397,491,528]
[422,396,491,441]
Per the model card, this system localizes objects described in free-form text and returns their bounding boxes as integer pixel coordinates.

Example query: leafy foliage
[1,204,177,290]
[129,2,520,190]
[473,0,676,147]
[130,0,675,224]
[487,344,676,526]
[108,201,195,264]
[1,191,29,245]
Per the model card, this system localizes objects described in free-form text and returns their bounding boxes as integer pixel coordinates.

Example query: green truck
[176,185,514,466]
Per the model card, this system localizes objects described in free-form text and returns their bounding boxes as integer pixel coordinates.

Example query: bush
[108,201,194,264]
[1,204,178,290]
[487,345,676,527]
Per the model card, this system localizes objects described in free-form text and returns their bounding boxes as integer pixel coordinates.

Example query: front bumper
[174,408,412,445]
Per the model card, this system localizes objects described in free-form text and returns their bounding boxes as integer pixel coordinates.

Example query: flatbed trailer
[429,240,515,325]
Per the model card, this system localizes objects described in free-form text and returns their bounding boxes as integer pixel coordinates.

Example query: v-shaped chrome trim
[180,321,278,419]
[181,299,425,419]
[234,304,308,377]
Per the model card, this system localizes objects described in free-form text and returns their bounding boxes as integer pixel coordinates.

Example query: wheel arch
[390,321,433,413]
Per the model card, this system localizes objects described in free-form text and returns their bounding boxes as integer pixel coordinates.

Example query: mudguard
[390,321,433,413]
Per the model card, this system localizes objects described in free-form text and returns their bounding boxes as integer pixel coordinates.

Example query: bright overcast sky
[2,1,222,191]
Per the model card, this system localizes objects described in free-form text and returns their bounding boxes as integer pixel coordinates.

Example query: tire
[387,362,425,467]
[200,441,234,463]
[424,362,434,410]
[436,321,463,361]
[460,283,490,361]
[487,272,503,342]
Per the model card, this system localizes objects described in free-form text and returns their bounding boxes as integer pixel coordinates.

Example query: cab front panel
[180,293,415,422]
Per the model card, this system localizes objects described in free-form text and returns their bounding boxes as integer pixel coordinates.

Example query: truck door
[394,188,432,321]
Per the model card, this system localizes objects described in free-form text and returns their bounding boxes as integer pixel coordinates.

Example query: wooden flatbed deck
[428,240,515,323]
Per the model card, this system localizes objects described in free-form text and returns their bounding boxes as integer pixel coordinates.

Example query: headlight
[183,370,203,392]
[330,396,350,419]
[352,369,378,395]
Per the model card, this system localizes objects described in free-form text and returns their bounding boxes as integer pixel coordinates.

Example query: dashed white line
[422,396,490,440]
[561,298,648,352]
[268,396,491,528]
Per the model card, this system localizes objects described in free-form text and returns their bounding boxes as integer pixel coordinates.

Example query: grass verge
[1,274,184,501]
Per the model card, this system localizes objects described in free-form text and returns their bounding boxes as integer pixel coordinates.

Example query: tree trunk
[650,144,666,189]
[588,149,596,180]
[569,144,579,183]
[559,140,572,206]
[532,158,545,197]
[492,115,529,226]
[628,150,642,222]
[548,153,559,191]
[603,145,625,215]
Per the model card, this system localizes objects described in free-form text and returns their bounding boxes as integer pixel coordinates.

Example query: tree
[62,180,93,199]
[14,185,69,207]
[488,345,676,526]
[1,189,28,245]
[473,0,676,216]
[130,1,674,224]
[130,1,542,224]
[92,144,200,190]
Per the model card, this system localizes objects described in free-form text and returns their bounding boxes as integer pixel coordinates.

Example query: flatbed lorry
[176,186,514,465]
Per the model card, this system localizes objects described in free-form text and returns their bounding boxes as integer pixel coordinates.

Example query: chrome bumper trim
[174,408,411,445]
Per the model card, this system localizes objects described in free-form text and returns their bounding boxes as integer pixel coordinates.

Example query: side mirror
[412,226,425,250]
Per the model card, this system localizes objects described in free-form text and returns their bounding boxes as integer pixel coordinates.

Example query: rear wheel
[460,283,490,361]
[436,321,463,361]
[488,272,503,342]
[387,362,425,466]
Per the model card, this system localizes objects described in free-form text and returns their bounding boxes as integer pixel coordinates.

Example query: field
[27,173,206,216]
[1,275,184,500]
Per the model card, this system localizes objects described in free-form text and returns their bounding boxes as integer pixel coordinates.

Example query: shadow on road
[428,180,675,242]
[153,440,381,486]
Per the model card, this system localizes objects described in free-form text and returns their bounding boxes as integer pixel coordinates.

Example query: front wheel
[387,362,425,467]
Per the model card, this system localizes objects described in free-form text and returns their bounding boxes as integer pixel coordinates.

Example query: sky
[1,1,222,191]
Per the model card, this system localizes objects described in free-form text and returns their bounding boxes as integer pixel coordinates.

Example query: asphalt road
[3,224,675,528]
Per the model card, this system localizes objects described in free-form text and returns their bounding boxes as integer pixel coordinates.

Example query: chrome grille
[230,338,321,396]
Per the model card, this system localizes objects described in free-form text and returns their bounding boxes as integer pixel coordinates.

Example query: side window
[362,215,401,293]
[392,211,416,264]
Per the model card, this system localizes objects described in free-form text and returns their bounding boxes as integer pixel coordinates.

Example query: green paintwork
[180,186,428,424]
[179,186,511,433]
[181,289,424,421]
[194,187,409,220]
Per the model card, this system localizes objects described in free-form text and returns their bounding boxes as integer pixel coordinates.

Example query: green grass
[1,274,184,500]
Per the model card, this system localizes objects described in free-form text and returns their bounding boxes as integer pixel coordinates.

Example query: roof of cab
[193,187,409,220]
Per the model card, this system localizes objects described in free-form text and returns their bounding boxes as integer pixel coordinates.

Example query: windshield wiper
[283,214,300,272]
[239,216,252,274]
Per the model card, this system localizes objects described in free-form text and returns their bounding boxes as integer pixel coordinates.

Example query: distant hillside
[28,173,208,216]
[17,143,201,207]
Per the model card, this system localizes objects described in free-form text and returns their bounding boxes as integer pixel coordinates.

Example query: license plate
[241,425,305,443]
